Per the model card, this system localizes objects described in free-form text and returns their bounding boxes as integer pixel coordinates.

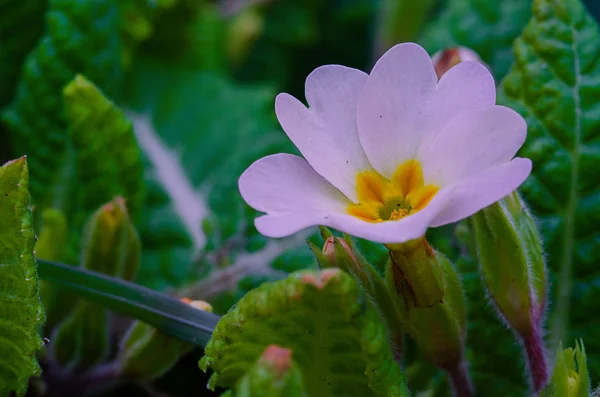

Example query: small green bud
[322,236,373,290]
[471,192,546,334]
[540,341,590,397]
[233,345,306,397]
[117,298,210,380]
[387,238,444,308]
[471,191,548,391]
[51,199,142,371]
[227,7,264,66]
[81,196,141,281]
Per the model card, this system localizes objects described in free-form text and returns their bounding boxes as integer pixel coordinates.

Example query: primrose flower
[239,43,531,244]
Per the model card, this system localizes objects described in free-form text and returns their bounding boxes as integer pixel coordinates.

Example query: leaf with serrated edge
[498,0,600,373]
[200,269,407,397]
[0,157,45,396]
[64,75,144,225]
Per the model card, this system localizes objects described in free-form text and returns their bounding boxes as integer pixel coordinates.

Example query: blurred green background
[1,0,599,396]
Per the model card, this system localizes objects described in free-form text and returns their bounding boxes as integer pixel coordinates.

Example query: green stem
[551,23,582,351]
[38,260,219,346]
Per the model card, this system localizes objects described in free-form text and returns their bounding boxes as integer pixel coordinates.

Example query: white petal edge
[420,60,497,148]
[357,43,438,178]
[430,157,532,227]
[275,65,371,202]
[238,153,349,215]
[419,106,527,186]
[255,187,456,244]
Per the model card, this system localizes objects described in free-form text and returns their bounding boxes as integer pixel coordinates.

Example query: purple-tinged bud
[431,46,489,79]
[470,191,548,392]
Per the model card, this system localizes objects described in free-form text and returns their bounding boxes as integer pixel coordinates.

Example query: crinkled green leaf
[231,345,307,397]
[200,269,407,397]
[498,0,600,374]
[2,0,124,214]
[0,157,45,396]
[0,0,47,108]
[420,0,532,79]
[64,75,144,223]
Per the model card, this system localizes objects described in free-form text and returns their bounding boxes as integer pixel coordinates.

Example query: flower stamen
[347,160,439,222]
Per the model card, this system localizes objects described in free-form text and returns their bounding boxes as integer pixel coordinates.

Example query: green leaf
[200,269,408,397]
[2,0,124,215]
[232,345,307,397]
[498,0,600,374]
[64,75,144,225]
[419,0,532,79]
[0,0,47,109]
[38,259,219,346]
[0,157,45,396]
[125,59,312,290]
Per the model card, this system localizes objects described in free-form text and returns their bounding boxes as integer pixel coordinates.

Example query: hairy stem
[523,328,549,393]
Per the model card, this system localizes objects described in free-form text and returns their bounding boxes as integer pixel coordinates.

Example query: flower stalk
[386,241,471,397]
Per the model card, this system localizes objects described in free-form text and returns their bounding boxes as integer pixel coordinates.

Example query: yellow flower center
[347,159,439,222]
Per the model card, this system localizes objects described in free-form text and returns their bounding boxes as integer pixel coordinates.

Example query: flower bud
[432,46,487,79]
[81,196,141,281]
[227,7,264,66]
[387,238,444,308]
[233,345,305,397]
[117,298,212,380]
[540,341,589,397]
[322,236,372,288]
[470,191,548,391]
[51,199,142,371]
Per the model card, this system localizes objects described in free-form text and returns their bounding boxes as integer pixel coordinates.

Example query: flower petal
[275,65,371,202]
[257,187,456,243]
[422,60,496,146]
[357,43,438,178]
[418,106,527,186]
[238,153,348,215]
[430,158,532,227]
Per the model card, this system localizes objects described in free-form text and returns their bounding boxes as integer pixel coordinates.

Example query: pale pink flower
[239,43,531,244]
